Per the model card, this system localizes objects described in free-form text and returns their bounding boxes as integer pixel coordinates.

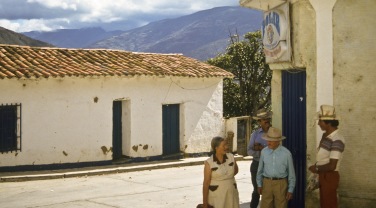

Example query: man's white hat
[262,127,286,141]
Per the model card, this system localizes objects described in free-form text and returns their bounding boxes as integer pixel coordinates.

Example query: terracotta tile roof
[0,44,233,79]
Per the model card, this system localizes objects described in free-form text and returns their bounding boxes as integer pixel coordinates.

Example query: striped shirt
[316,130,345,171]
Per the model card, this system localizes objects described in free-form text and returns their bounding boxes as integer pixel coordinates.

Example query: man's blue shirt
[256,145,296,193]
[247,128,268,161]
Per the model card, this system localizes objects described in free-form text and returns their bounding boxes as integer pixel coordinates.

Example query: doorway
[282,70,307,208]
[112,101,122,160]
[162,104,180,155]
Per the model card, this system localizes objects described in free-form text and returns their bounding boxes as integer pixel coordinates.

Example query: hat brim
[314,112,340,120]
[262,135,286,141]
[252,112,273,120]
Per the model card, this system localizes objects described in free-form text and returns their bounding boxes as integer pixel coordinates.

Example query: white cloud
[27,0,78,10]
[0,20,22,32]
[0,19,69,32]
[0,0,238,32]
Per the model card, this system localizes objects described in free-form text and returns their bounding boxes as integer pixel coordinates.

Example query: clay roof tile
[0,45,233,80]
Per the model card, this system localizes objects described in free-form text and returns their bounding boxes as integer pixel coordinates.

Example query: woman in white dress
[202,136,240,208]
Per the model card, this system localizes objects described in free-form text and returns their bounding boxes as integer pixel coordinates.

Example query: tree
[207,31,272,118]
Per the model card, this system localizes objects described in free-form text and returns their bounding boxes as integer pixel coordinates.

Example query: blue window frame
[0,103,21,153]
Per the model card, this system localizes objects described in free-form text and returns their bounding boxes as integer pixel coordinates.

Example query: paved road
[0,160,254,208]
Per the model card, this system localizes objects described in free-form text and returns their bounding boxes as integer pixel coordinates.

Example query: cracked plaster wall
[0,75,225,166]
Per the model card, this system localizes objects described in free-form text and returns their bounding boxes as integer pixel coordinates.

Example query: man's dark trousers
[250,160,260,208]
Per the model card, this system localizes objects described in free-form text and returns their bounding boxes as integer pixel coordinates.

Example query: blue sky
[0,0,239,32]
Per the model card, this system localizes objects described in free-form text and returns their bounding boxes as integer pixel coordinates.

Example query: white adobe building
[0,45,234,169]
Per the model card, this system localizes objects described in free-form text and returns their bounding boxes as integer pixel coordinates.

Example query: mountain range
[0,27,52,47]
[87,6,262,60]
[2,6,262,61]
[23,28,124,49]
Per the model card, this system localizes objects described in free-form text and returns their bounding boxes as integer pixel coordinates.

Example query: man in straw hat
[256,127,296,208]
[309,105,345,208]
[247,109,272,208]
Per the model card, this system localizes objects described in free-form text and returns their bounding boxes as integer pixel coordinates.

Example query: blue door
[282,70,306,208]
[162,104,180,155]
[112,101,122,160]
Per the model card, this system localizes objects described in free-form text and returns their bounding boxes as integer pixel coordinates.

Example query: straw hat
[262,127,286,141]
[252,109,273,120]
[315,105,340,120]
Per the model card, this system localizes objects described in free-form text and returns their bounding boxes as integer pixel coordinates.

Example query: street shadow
[240,202,261,208]
[240,202,250,208]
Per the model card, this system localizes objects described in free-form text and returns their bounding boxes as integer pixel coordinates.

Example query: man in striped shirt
[309,105,345,208]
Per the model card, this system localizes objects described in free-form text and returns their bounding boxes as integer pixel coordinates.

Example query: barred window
[0,104,21,153]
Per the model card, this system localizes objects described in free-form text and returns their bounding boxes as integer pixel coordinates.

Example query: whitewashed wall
[0,75,225,167]
[332,1,376,206]
[269,0,376,207]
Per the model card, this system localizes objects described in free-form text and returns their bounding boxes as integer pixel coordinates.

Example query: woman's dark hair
[323,120,339,127]
[211,136,225,154]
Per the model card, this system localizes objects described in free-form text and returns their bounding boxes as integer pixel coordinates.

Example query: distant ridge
[23,27,124,49]
[89,6,262,60]
[0,27,53,47]
[19,6,262,61]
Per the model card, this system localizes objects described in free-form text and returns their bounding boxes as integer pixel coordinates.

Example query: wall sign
[262,3,291,63]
